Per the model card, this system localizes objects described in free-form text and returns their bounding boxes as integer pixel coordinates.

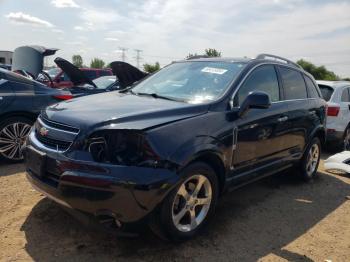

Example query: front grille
[35,130,71,151]
[34,116,80,152]
[40,116,80,133]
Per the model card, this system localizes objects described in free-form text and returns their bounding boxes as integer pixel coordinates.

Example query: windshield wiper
[135,92,185,102]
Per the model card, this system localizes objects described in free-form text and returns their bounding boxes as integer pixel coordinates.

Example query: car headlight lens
[86,130,160,166]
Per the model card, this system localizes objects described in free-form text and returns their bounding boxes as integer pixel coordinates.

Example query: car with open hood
[50,57,147,97]
[24,54,326,240]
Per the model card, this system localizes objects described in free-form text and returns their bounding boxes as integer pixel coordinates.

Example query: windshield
[47,67,61,78]
[92,75,117,89]
[318,84,334,101]
[132,61,246,103]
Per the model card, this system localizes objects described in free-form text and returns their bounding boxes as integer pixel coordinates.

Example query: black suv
[25,54,326,240]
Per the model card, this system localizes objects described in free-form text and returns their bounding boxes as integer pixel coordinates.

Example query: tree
[297,59,339,81]
[90,58,105,69]
[72,54,83,68]
[186,53,198,59]
[143,62,160,73]
[205,48,221,57]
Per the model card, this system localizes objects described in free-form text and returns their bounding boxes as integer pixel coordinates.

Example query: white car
[324,151,350,174]
[317,80,350,150]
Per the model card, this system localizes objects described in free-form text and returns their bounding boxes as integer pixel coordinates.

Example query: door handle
[348,105,350,111]
[278,116,288,122]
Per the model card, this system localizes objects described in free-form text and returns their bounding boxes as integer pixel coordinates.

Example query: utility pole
[134,49,143,69]
[119,47,128,62]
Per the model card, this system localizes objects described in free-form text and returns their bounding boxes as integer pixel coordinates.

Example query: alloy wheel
[172,174,212,232]
[306,143,320,176]
[0,122,31,160]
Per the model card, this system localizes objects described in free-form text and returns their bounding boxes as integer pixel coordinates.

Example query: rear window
[279,67,307,100]
[318,84,334,101]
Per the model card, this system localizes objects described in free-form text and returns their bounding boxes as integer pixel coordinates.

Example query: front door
[231,65,291,177]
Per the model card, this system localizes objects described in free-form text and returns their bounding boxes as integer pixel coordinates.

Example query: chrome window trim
[229,62,312,109]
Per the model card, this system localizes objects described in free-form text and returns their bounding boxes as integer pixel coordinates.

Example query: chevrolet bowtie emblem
[39,127,49,136]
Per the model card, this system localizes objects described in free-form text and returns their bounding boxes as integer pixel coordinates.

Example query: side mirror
[238,91,271,117]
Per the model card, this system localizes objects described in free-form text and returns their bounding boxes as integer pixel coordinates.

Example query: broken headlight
[85,130,160,166]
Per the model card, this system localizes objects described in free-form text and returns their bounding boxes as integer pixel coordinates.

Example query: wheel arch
[0,111,38,124]
[186,151,227,195]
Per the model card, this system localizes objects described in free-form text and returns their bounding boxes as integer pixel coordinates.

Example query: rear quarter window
[318,84,334,101]
[279,67,307,100]
[304,75,320,98]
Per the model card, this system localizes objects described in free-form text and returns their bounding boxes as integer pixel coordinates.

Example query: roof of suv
[184,54,304,71]
[316,80,350,89]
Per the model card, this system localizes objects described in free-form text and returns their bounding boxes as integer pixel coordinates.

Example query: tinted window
[99,70,112,77]
[84,70,98,80]
[318,84,334,101]
[304,76,320,98]
[237,65,279,105]
[280,67,307,100]
[341,88,350,102]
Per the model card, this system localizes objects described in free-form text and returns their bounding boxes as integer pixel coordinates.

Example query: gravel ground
[0,155,349,262]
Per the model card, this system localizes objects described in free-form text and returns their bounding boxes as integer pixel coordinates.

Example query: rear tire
[299,137,321,181]
[343,127,350,151]
[149,162,219,241]
[0,117,33,163]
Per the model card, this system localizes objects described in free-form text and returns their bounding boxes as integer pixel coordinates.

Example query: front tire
[299,137,321,181]
[0,117,33,162]
[150,162,219,241]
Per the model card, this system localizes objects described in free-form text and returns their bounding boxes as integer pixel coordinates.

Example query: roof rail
[186,55,210,60]
[256,53,302,69]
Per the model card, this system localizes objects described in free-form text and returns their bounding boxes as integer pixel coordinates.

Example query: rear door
[232,64,291,175]
[277,66,312,156]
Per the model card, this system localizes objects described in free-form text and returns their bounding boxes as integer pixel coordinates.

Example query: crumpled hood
[43,92,208,131]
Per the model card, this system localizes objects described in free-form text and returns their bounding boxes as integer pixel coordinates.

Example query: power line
[118,47,128,62]
[134,49,143,69]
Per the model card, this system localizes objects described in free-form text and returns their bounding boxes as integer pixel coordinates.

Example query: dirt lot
[0,155,349,262]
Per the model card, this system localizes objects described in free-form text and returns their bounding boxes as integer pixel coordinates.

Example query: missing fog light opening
[87,130,160,167]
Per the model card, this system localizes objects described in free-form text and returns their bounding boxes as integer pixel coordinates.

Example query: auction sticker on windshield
[201,67,228,75]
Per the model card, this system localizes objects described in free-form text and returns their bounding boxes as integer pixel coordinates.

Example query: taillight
[327,106,340,117]
[53,94,73,100]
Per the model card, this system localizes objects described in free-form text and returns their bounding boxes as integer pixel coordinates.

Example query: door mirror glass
[238,91,271,117]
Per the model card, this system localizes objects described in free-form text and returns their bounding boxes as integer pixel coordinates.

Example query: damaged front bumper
[24,133,180,224]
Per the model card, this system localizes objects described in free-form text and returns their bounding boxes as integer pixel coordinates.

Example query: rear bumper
[24,145,179,223]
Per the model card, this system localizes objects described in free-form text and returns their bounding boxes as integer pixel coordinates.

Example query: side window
[236,65,280,106]
[279,67,307,100]
[304,75,320,98]
[341,88,350,102]
[100,70,111,77]
[62,73,70,81]
[84,70,97,80]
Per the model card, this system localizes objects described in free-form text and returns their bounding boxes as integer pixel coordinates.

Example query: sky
[0,0,349,77]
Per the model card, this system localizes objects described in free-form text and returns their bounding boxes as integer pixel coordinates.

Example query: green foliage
[186,53,198,59]
[205,48,221,57]
[143,62,160,73]
[90,58,105,69]
[297,59,339,81]
[72,54,83,68]
[186,49,222,59]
